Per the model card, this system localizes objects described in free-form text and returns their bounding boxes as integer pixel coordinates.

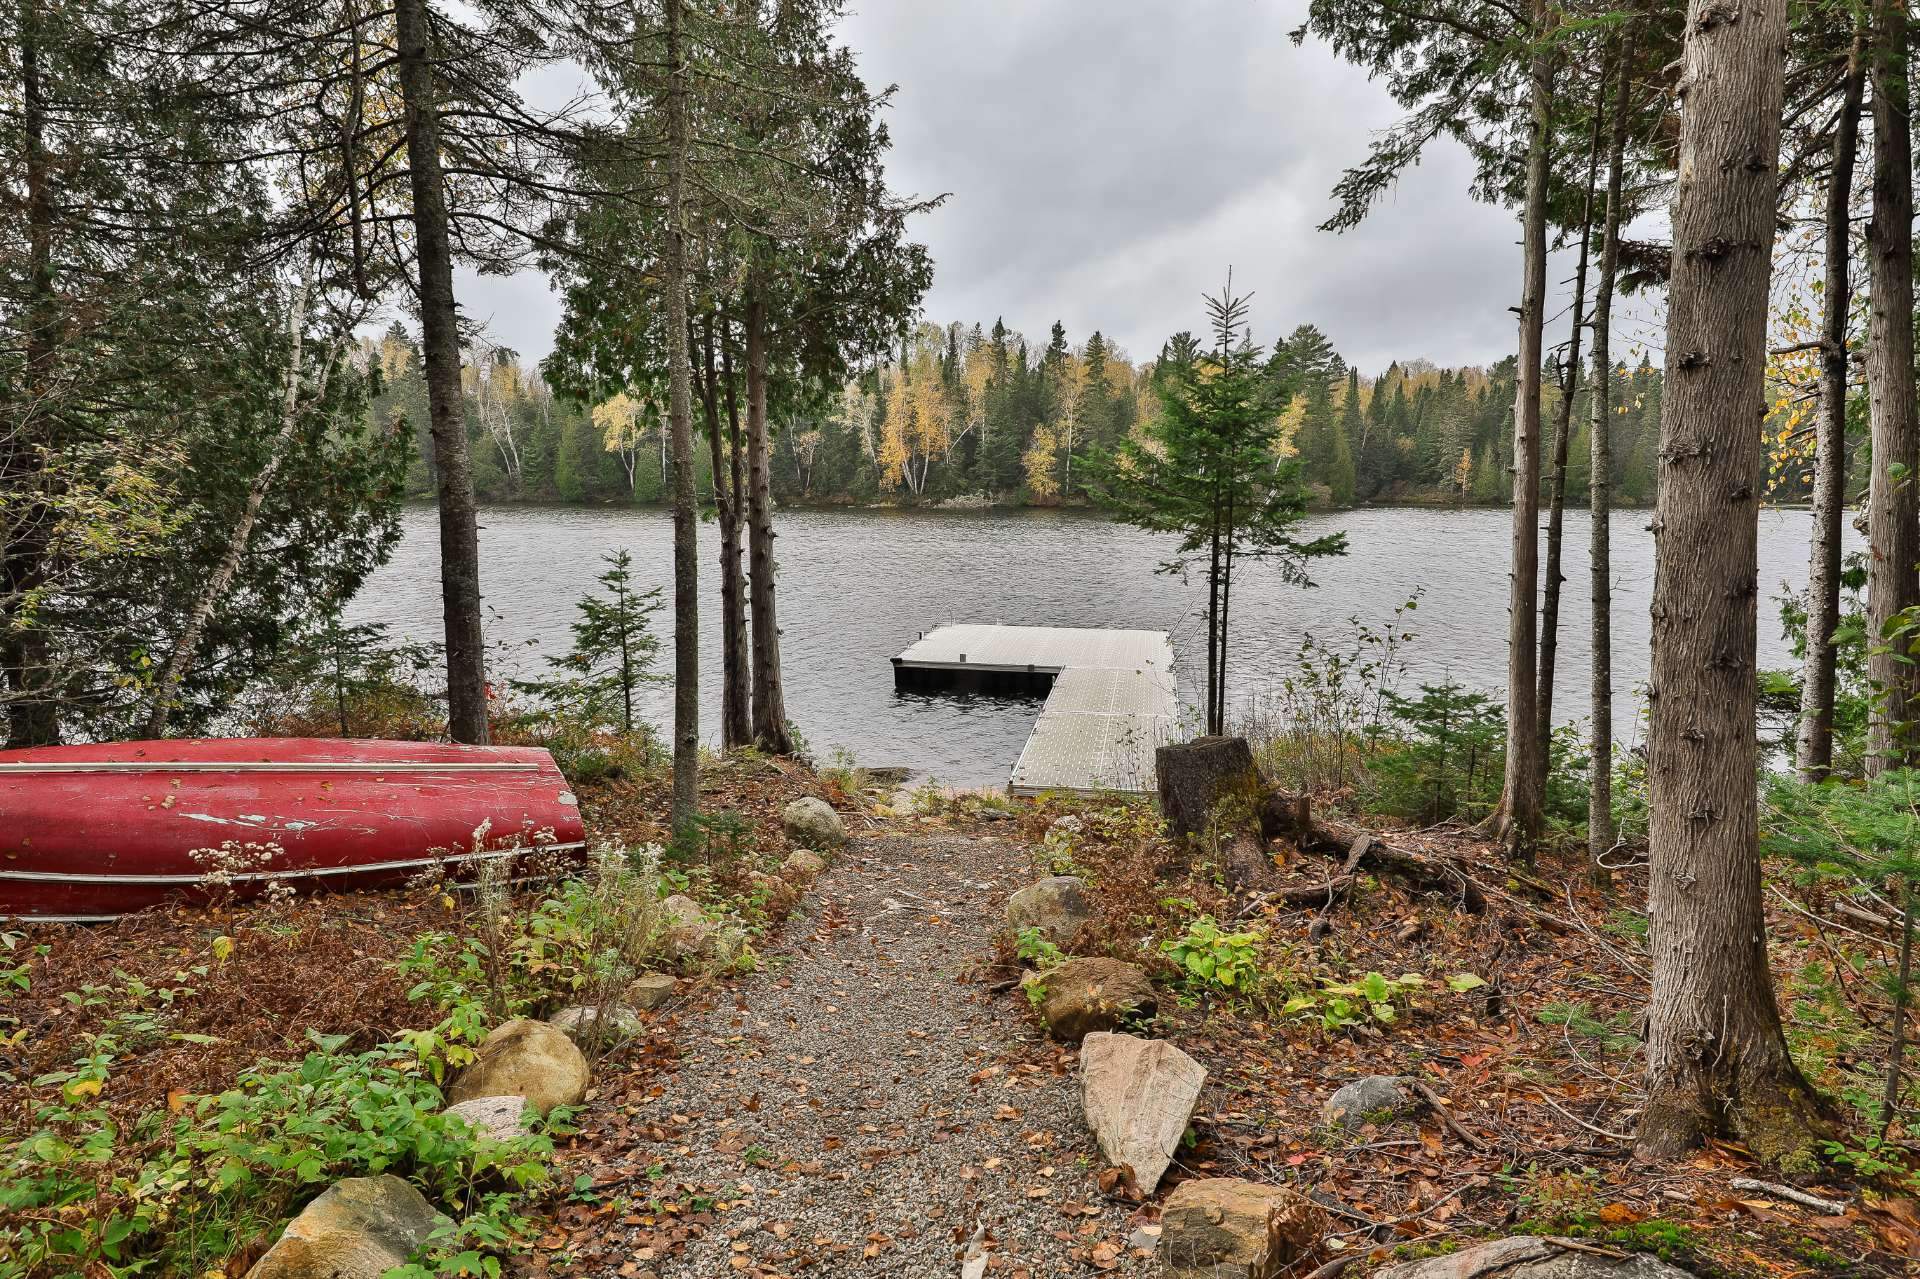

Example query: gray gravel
[577,830,1159,1277]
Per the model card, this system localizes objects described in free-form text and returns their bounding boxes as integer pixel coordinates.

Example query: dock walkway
[891,624,1177,795]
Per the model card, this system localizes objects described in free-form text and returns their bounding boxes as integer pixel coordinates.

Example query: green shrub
[1161,916,1265,994]
[1,1033,559,1279]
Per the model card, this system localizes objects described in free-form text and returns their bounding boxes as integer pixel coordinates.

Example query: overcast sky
[457,1,1665,377]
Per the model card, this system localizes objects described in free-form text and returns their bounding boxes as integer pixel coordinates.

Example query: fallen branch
[1729,1177,1849,1216]
[1408,1079,1489,1152]
[1301,821,1489,914]
[1531,1091,1634,1143]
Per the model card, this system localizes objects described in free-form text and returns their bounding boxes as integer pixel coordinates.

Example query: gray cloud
[468,1,1652,379]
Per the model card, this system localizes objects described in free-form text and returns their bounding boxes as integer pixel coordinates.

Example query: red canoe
[0,738,585,921]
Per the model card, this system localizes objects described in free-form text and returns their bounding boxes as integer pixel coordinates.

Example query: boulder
[780,847,827,885]
[548,1003,643,1045]
[624,972,677,1010]
[443,1095,533,1145]
[1321,1075,1411,1129]
[1375,1237,1698,1279]
[661,894,713,956]
[1039,957,1157,1043]
[1079,1031,1206,1195]
[782,796,847,849]
[1158,1177,1324,1279]
[446,1018,589,1115]
[1045,814,1085,841]
[245,1175,448,1279]
[1006,875,1093,946]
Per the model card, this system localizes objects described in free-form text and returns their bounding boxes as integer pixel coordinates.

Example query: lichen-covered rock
[446,1018,589,1115]
[661,894,713,956]
[245,1175,448,1279]
[780,847,827,885]
[443,1095,533,1145]
[548,1003,643,1045]
[1158,1177,1324,1279]
[1039,957,1157,1043]
[1006,875,1093,946]
[624,972,677,1010]
[781,796,847,849]
[1080,1031,1206,1195]
[1375,1237,1699,1279]
[1321,1075,1410,1129]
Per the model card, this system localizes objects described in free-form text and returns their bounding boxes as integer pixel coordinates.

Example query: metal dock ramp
[891,624,1177,795]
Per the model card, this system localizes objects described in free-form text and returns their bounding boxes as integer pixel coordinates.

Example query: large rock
[548,1003,643,1045]
[245,1175,448,1279]
[1006,875,1093,946]
[782,796,847,849]
[1039,957,1157,1043]
[625,972,677,1010]
[660,894,713,957]
[1321,1075,1411,1129]
[781,847,827,885]
[1376,1237,1698,1279]
[1158,1177,1324,1279]
[446,1018,589,1115]
[443,1095,533,1145]
[1080,1031,1206,1195]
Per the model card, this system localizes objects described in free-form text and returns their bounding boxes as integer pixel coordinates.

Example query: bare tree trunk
[1799,28,1866,782]
[1866,0,1918,775]
[1205,481,1222,736]
[1495,0,1552,863]
[744,275,794,753]
[145,267,322,737]
[1535,86,1604,789]
[1638,0,1827,1166]
[395,0,488,744]
[663,0,699,833]
[699,314,751,749]
[3,0,61,746]
[1589,40,1632,885]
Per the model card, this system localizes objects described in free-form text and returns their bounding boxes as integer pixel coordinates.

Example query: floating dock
[891,624,1177,795]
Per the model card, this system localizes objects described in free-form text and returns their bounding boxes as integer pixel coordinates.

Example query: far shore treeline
[369,319,1684,511]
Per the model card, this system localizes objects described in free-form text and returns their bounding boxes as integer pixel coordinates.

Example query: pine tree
[513,551,662,734]
[1093,280,1345,734]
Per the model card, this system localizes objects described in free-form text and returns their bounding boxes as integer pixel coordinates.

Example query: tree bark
[1638,0,1826,1166]
[145,267,321,738]
[3,0,61,746]
[1535,82,1604,788]
[699,314,751,749]
[1865,0,1918,776]
[1798,26,1865,782]
[1589,40,1632,884]
[663,0,699,833]
[1495,0,1552,863]
[1155,735,1264,844]
[395,0,488,745]
[744,273,794,753]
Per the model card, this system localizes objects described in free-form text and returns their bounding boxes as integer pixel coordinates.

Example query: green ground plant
[1160,914,1266,996]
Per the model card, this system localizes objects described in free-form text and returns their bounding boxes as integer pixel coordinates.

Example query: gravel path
[566,829,1160,1278]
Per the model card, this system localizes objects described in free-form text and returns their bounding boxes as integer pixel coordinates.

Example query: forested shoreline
[369,317,1682,511]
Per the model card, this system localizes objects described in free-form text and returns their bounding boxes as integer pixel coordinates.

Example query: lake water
[349,504,1856,788]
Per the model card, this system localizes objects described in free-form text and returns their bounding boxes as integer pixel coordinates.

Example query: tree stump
[1155,736,1265,843]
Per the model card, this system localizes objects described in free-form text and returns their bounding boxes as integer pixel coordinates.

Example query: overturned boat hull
[0,738,585,921]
